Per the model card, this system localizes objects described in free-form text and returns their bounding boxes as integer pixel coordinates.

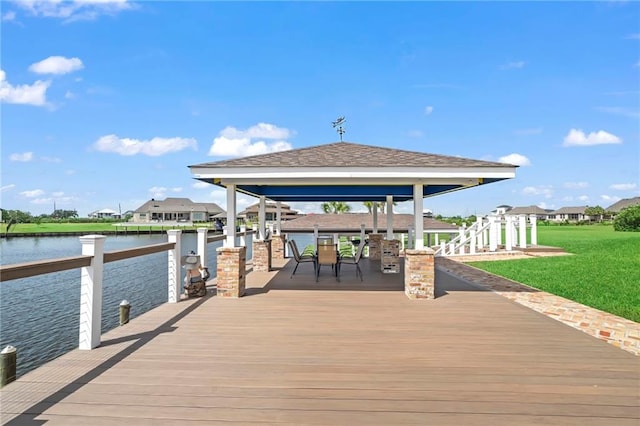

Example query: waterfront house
[547,206,591,222]
[88,208,121,219]
[502,205,550,219]
[606,196,640,218]
[238,202,302,223]
[132,197,224,223]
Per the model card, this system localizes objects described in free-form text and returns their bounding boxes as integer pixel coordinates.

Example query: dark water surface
[0,233,256,377]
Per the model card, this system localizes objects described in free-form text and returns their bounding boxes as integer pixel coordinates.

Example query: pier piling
[1,345,17,387]
[119,300,131,325]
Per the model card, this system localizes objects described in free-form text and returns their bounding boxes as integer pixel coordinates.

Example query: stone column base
[368,233,383,261]
[216,247,246,298]
[404,248,435,300]
[271,235,286,260]
[252,239,272,272]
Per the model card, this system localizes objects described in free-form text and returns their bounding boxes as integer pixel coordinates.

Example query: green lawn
[468,225,640,322]
[0,222,213,234]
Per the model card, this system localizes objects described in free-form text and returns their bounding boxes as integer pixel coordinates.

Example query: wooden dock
[1,258,638,425]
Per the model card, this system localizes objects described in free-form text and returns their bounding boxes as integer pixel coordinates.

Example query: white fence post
[167,230,181,303]
[505,215,513,251]
[240,224,247,247]
[79,235,106,350]
[519,215,527,249]
[197,228,208,268]
[470,228,476,255]
[488,215,498,252]
[530,214,538,246]
[407,225,414,250]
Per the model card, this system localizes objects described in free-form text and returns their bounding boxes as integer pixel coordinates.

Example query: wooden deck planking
[2,258,638,425]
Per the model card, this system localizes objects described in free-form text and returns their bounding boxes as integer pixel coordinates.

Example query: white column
[469,229,476,254]
[226,184,237,248]
[197,228,208,268]
[360,224,366,242]
[458,225,465,255]
[79,235,105,350]
[413,184,424,249]
[488,215,498,252]
[530,214,538,245]
[239,224,246,247]
[167,230,181,303]
[407,224,414,250]
[505,215,513,251]
[313,225,319,248]
[519,214,527,249]
[477,217,484,249]
[373,204,378,233]
[434,233,439,246]
[276,201,282,235]
[386,195,394,240]
[258,196,266,240]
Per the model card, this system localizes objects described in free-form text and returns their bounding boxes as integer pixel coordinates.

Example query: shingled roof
[189,141,517,202]
[606,197,640,213]
[191,141,511,169]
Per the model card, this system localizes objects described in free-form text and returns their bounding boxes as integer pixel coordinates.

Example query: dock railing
[0,228,254,357]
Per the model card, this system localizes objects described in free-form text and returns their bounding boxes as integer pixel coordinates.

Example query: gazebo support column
[368,233,383,260]
[271,234,286,260]
[253,239,272,272]
[404,248,435,300]
[216,246,246,298]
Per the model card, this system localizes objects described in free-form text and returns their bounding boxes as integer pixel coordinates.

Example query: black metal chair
[337,241,366,281]
[288,240,316,278]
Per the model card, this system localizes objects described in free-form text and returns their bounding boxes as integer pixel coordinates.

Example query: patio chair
[337,241,366,281]
[288,240,316,278]
[316,243,339,282]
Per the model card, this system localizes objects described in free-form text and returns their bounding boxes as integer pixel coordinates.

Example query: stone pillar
[404,248,435,300]
[271,234,286,260]
[216,246,246,298]
[368,233,383,260]
[252,239,272,272]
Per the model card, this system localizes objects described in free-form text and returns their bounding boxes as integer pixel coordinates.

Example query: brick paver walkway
[436,257,640,356]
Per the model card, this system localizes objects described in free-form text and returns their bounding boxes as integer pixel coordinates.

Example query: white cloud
[634,60,640,69]
[171,187,182,193]
[625,33,640,39]
[537,201,554,210]
[149,186,167,198]
[500,61,526,70]
[51,191,65,197]
[498,153,531,166]
[29,56,84,75]
[41,156,62,163]
[610,183,637,191]
[209,123,294,157]
[65,169,76,175]
[562,128,622,146]
[600,194,621,203]
[1,184,16,192]
[93,134,197,156]
[2,11,16,21]
[407,130,423,138]
[31,195,77,205]
[563,182,589,189]
[192,181,209,189]
[596,107,640,119]
[20,189,45,198]
[65,90,75,99]
[578,195,589,202]
[13,0,134,22]
[424,106,434,115]
[522,185,553,198]
[0,70,50,106]
[9,152,34,162]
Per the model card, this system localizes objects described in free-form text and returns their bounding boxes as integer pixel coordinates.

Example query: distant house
[547,206,591,222]
[504,205,550,219]
[89,208,120,219]
[238,202,301,223]
[132,197,224,223]
[493,205,513,215]
[606,197,640,216]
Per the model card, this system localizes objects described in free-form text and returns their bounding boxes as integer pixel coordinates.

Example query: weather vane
[332,116,346,142]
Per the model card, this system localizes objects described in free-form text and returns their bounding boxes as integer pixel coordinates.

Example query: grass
[0,222,213,234]
[468,225,640,322]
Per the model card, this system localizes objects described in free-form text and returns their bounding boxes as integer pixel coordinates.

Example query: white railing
[434,214,538,256]
[0,228,255,352]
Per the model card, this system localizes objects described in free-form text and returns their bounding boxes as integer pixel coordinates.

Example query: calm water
[0,233,258,377]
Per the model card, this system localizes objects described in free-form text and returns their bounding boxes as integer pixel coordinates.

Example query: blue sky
[1,1,639,218]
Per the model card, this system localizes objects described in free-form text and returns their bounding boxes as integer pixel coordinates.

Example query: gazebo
[189,141,517,299]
